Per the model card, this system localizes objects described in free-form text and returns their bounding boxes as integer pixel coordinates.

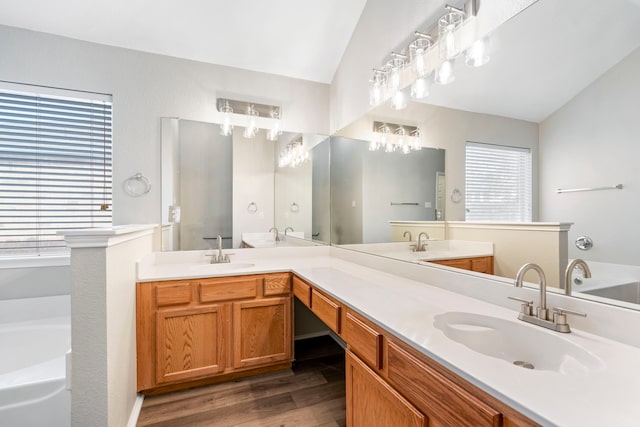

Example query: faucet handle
[552,307,586,326]
[508,296,534,316]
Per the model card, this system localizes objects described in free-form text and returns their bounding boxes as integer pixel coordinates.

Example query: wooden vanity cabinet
[346,350,425,427]
[136,272,292,394]
[429,255,494,274]
[292,275,538,427]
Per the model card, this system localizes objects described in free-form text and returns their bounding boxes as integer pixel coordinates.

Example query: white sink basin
[187,262,255,273]
[433,312,605,375]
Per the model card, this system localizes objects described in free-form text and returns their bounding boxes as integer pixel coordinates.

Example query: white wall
[0,24,330,227]
[539,47,640,265]
[66,226,156,427]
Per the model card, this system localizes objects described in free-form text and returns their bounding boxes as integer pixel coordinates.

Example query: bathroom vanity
[135,246,640,426]
[136,272,292,394]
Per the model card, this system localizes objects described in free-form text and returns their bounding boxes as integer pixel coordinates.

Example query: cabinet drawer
[155,283,192,307]
[431,258,472,269]
[263,273,291,296]
[199,277,259,302]
[311,289,341,334]
[387,341,501,427]
[343,310,382,369]
[292,276,311,307]
[471,257,494,274]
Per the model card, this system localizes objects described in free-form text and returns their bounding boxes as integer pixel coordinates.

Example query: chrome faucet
[515,263,548,320]
[210,235,230,263]
[564,259,591,296]
[510,262,586,333]
[284,226,294,236]
[403,231,412,242]
[268,227,280,242]
[415,232,429,252]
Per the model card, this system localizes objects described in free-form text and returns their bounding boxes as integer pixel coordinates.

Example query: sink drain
[513,360,535,370]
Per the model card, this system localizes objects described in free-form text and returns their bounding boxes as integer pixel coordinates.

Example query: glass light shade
[243,105,259,139]
[385,141,396,153]
[369,69,387,106]
[219,101,233,136]
[387,57,405,93]
[368,140,379,151]
[411,75,431,99]
[438,11,464,60]
[434,60,455,85]
[411,136,422,151]
[369,80,384,106]
[465,37,491,67]
[410,38,432,77]
[390,90,407,110]
[266,108,282,141]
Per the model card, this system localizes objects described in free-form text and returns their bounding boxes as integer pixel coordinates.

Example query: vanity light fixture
[371,121,420,154]
[215,98,282,139]
[367,0,491,107]
[278,138,310,168]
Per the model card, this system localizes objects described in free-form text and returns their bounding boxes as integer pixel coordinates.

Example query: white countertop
[338,240,493,262]
[137,246,640,426]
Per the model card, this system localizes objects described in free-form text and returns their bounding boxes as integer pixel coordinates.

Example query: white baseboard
[126,394,145,427]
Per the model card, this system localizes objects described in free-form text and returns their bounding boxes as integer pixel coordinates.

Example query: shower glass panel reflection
[179,120,233,250]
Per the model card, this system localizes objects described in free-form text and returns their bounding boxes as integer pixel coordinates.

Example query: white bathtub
[0,295,71,427]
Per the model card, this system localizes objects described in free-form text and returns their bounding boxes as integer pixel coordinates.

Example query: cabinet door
[346,350,425,427]
[232,297,292,369]
[156,305,226,384]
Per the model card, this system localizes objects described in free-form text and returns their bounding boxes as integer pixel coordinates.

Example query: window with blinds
[0,86,113,255]
[465,141,532,222]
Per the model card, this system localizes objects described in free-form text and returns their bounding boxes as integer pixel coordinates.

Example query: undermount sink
[187,262,255,272]
[433,312,605,375]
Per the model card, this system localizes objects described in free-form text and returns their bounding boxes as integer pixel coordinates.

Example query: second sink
[433,312,604,375]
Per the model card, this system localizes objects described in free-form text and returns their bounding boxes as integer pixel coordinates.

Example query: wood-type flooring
[136,335,346,427]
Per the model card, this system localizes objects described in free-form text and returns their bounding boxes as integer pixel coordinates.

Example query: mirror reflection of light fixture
[410,34,432,77]
[266,107,282,141]
[387,54,406,95]
[434,59,455,85]
[368,0,492,106]
[278,138,310,168]
[390,89,408,110]
[369,69,387,106]
[219,100,233,136]
[371,121,420,154]
[465,37,491,67]
[438,7,465,60]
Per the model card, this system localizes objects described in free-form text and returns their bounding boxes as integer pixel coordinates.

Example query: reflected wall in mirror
[274,134,330,244]
[333,0,640,311]
[330,136,445,244]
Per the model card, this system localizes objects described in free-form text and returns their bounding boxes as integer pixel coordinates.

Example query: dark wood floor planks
[137,335,346,427]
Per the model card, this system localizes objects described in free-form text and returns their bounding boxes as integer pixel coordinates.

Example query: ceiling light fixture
[215,98,282,139]
[368,0,490,107]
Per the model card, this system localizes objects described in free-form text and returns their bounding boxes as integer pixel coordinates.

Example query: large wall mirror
[334,0,640,311]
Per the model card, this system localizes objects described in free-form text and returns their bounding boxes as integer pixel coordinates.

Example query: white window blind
[0,86,113,255]
[465,141,532,222]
